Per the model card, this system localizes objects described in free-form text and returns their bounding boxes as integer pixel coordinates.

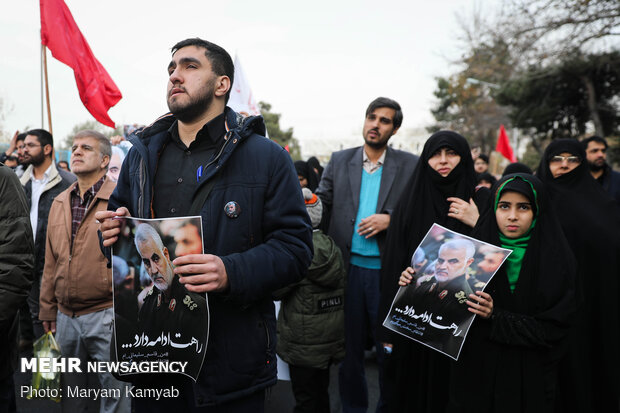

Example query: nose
[440,152,447,163]
[508,207,517,220]
[169,67,182,84]
[561,158,569,167]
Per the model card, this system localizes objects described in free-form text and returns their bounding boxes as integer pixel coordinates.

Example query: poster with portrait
[382,223,511,360]
[112,216,209,380]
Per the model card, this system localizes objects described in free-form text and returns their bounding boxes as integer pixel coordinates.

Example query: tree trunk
[581,74,604,136]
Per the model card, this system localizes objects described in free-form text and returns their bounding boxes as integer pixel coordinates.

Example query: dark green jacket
[0,164,34,378]
[275,230,345,369]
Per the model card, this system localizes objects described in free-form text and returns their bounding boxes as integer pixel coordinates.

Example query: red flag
[496,124,517,162]
[40,0,122,128]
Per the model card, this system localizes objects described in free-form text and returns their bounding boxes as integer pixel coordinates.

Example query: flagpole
[40,42,44,128]
[42,44,53,135]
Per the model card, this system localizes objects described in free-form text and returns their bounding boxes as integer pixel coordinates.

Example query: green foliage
[259,101,302,160]
[496,51,620,142]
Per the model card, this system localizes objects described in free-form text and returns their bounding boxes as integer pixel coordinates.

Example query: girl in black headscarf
[294,160,319,192]
[536,139,620,413]
[443,173,576,413]
[378,130,490,412]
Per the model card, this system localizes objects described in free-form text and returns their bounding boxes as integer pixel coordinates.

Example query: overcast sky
[1,0,498,157]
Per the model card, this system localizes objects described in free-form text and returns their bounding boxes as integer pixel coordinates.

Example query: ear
[214,75,231,99]
[44,144,53,157]
[466,257,475,267]
[101,154,110,170]
[163,247,170,261]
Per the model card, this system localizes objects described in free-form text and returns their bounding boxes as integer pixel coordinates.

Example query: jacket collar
[20,161,63,192]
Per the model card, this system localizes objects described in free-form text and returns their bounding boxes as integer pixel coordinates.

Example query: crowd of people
[0,37,618,413]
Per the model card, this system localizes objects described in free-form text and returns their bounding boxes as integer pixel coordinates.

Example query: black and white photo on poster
[112,216,209,380]
[383,223,511,360]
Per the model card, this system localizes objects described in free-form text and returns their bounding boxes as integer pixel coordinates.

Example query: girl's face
[495,191,534,238]
[428,147,461,177]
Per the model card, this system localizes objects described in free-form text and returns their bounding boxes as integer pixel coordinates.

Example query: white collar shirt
[362,148,386,174]
[29,164,53,242]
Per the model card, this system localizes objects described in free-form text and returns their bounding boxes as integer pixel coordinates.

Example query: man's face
[478,252,504,274]
[474,158,488,173]
[174,224,202,257]
[23,135,47,167]
[363,107,398,149]
[16,140,26,164]
[137,238,174,291]
[435,247,473,283]
[585,141,606,171]
[549,151,581,178]
[107,153,122,182]
[167,45,218,123]
[71,137,108,176]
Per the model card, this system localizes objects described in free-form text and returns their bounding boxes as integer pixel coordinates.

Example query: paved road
[15,350,380,412]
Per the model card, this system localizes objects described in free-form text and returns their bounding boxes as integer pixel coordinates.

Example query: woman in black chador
[536,139,620,413]
[445,173,576,412]
[378,130,490,412]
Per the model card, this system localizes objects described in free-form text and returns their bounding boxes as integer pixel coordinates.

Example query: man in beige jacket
[39,130,129,413]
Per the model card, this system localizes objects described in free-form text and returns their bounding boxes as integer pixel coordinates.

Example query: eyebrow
[168,56,202,71]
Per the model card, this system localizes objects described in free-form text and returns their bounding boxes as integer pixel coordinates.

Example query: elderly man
[133,223,207,376]
[39,130,128,413]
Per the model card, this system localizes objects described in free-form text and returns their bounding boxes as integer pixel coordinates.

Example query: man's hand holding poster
[383,223,511,360]
[112,216,209,380]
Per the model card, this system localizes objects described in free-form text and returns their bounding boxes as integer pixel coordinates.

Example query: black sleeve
[489,309,551,348]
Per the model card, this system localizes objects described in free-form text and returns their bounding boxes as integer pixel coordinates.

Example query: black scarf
[379,131,484,329]
[448,173,577,412]
[377,130,488,412]
[536,138,620,412]
[294,160,319,192]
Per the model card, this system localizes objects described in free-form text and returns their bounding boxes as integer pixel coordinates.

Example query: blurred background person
[474,154,489,174]
[0,163,34,412]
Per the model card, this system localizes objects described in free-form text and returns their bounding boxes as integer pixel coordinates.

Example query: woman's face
[427,147,461,177]
[298,175,308,188]
[495,191,534,238]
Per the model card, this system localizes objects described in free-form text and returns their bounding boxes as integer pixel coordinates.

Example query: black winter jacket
[108,107,313,406]
[0,164,34,378]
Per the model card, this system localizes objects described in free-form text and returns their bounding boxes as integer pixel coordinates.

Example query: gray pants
[56,308,130,413]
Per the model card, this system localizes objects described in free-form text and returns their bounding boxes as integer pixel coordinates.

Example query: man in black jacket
[0,163,34,412]
[20,129,75,339]
[582,135,620,205]
[97,38,312,412]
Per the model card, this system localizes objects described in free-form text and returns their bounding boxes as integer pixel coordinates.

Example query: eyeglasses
[550,155,580,164]
[24,143,42,149]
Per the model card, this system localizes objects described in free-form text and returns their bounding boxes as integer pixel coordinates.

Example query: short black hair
[581,135,608,150]
[365,97,403,129]
[25,129,54,157]
[477,154,489,163]
[171,38,234,103]
[16,133,27,142]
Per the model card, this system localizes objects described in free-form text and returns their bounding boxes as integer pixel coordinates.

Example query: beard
[167,81,215,123]
[364,133,389,150]
[587,159,606,172]
[25,151,45,167]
